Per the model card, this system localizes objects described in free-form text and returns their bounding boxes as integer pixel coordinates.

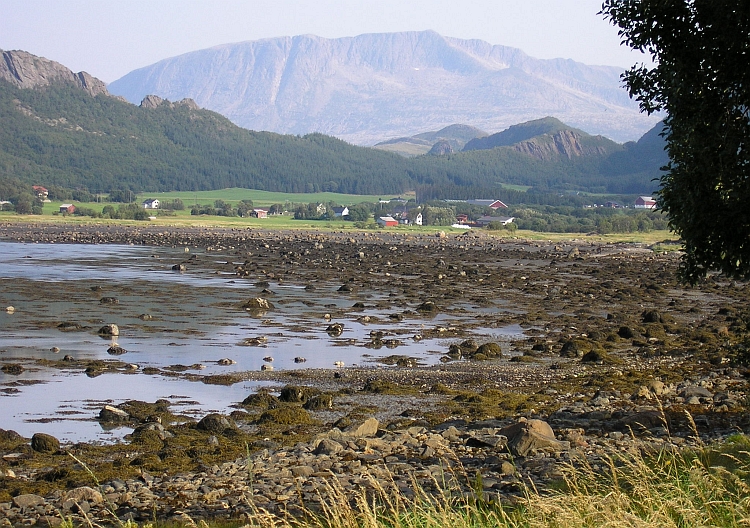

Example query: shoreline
[0,221,748,525]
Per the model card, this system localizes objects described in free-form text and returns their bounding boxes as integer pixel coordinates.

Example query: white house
[414,212,423,226]
[332,206,349,217]
[475,216,515,227]
[142,199,160,209]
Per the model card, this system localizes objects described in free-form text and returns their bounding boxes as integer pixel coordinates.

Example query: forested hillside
[0,74,666,199]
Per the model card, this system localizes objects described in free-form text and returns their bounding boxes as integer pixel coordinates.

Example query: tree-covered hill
[0,70,666,199]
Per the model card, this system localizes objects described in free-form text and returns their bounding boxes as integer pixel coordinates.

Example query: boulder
[97,324,119,336]
[313,438,344,455]
[197,413,236,434]
[499,419,569,457]
[326,323,344,337]
[343,417,379,438]
[31,432,60,454]
[243,298,274,313]
[13,493,45,509]
[98,405,130,423]
[64,486,103,505]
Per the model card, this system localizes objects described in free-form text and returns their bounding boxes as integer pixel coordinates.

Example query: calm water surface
[0,241,523,443]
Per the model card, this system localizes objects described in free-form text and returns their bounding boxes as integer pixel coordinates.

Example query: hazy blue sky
[1,0,648,83]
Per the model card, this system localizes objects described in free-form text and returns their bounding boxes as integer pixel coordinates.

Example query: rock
[99,297,119,304]
[680,386,713,399]
[197,413,236,434]
[98,405,130,423]
[0,429,24,443]
[0,364,24,375]
[261,364,274,371]
[97,324,119,336]
[279,385,319,403]
[12,493,45,509]
[326,323,345,337]
[304,394,334,410]
[107,345,127,355]
[294,356,307,363]
[57,322,83,331]
[31,432,60,453]
[416,301,438,313]
[313,438,344,455]
[216,358,236,365]
[243,297,274,313]
[132,422,173,441]
[647,379,667,396]
[343,417,379,438]
[64,486,103,504]
[499,419,568,457]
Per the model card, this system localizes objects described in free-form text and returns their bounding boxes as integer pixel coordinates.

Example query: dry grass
[225,434,750,528]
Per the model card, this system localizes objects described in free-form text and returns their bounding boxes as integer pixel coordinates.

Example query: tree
[601,1,750,283]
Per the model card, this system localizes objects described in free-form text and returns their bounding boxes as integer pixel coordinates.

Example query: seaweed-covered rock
[303,394,334,411]
[279,385,320,403]
[258,406,312,425]
[474,342,503,359]
[243,298,274,313]
[98,405,131,423]
[241,391,280,409]
[31,433,60,454]
[197,413,236,433]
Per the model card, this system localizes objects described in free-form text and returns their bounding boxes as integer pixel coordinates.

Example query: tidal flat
[0,222,748,524]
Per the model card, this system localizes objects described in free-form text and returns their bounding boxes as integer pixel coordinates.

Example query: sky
[0,0,649,84]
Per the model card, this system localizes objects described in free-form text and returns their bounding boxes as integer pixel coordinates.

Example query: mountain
[463,116,620,160]
[0,50,666,200]
[374,124,488,157]
[108,31,661,145]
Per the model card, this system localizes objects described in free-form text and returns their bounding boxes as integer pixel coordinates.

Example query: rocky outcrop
[140,94,200,110]
[1,49,108,96]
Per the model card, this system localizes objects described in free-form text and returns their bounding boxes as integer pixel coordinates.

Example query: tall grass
[229,435,750,528]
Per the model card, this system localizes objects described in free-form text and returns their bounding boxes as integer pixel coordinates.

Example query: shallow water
[0,241,522,443]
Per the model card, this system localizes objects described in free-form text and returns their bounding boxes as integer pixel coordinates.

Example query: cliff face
[1,49,109,97]
[108,31,662,144]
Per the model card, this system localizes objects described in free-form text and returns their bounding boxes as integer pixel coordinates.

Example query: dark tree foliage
[602,1,750,283]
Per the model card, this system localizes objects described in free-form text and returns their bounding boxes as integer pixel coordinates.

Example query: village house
[32,186,49,200]
[475,215,515,227]
[59,204,76,214]
[635,196,657,209]
[455,214,469,224]
[466,199,508,209]
[142,198,160,209]
[251,208,268,218]
[332,206,349,218]
[377,216,399,227]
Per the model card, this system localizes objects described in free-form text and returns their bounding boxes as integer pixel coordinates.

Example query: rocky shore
[1,222,749,526]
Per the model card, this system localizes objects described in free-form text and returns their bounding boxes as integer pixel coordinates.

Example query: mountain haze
[108,31,661,145]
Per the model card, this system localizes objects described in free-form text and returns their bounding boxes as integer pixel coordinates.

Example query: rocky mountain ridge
[1,49,110,97]
[108,31,662,145]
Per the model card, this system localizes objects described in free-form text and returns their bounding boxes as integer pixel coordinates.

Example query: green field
[138,188,414,207]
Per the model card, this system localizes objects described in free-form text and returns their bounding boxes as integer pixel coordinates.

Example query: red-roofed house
[635,196,657,209]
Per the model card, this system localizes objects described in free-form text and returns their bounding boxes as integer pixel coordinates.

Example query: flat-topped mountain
[108,31,661,145]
